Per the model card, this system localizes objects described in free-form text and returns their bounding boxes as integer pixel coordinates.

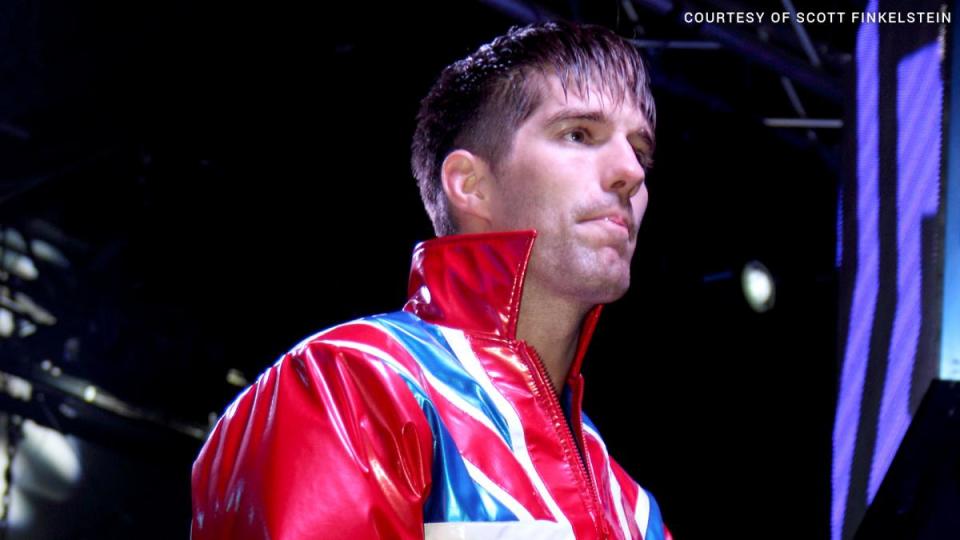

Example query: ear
[440,149,493,231]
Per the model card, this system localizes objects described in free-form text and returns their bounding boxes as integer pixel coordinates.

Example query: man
[192,21,669,539]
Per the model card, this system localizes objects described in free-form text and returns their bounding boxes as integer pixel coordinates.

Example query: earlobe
[441,150,493,230]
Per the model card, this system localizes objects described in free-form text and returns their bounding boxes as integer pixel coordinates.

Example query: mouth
[579,213,634,241]
[582,210,633,229]
[600,215,629,229]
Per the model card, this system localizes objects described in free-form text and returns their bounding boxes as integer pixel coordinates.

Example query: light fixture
[741,260,776,313]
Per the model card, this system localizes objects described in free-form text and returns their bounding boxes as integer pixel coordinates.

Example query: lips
[601,215,628,229]
[580,211,633,235]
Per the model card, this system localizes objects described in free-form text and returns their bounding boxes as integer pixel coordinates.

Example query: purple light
[837,186,844,268]
[832,3,880,539]
[868,42,942,502]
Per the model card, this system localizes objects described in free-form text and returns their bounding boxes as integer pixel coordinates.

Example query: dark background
[0,0,853,537]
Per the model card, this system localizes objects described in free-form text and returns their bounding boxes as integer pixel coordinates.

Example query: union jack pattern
[192,231,669,540]
[306,310,667,539]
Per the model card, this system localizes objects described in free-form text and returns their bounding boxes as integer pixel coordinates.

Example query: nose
[601,137,646,201]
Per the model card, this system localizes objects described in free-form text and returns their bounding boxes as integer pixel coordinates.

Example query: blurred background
[1,0,956,538]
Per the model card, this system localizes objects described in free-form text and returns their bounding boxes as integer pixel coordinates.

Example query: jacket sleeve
[191,339,435,540]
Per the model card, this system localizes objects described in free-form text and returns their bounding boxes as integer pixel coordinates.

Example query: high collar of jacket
[403,230,604,380]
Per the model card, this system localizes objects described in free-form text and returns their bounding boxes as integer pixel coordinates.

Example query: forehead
[525,72,650,132]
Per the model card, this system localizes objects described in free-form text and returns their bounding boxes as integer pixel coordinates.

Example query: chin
[579,269,631,304]
[537,241,633,302]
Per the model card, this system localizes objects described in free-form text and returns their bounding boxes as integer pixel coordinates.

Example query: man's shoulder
[218,311,441,427]
[280,310,455,386]
[289,310,437,357]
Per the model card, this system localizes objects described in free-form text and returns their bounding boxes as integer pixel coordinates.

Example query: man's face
[486,74,653,305]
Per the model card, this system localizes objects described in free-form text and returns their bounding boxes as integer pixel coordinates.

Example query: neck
[516,278,592,395]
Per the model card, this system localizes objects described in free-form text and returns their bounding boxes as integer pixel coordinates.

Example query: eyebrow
[544,108,655,148]
[544,108,606,127]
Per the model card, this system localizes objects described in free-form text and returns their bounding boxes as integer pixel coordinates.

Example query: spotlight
[15,419,81,502]
[741,260,775,313]
[226,369,248,387]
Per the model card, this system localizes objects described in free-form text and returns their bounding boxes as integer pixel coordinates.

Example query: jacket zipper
[521,342,613,539]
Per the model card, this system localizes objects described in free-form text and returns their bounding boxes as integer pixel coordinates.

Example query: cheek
[490,179,542,230]
[497,165,552,211]
[633,185,650,222]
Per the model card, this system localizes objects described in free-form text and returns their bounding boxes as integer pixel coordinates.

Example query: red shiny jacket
[191,231,668,539]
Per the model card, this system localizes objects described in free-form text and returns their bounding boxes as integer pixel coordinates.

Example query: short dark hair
[411,21,656,236]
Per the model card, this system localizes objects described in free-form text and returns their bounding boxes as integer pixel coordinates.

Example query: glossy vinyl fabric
[191,230,669,539]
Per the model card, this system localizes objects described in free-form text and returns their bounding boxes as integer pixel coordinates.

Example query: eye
[563,128,590,144]
[634,150,654,170]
